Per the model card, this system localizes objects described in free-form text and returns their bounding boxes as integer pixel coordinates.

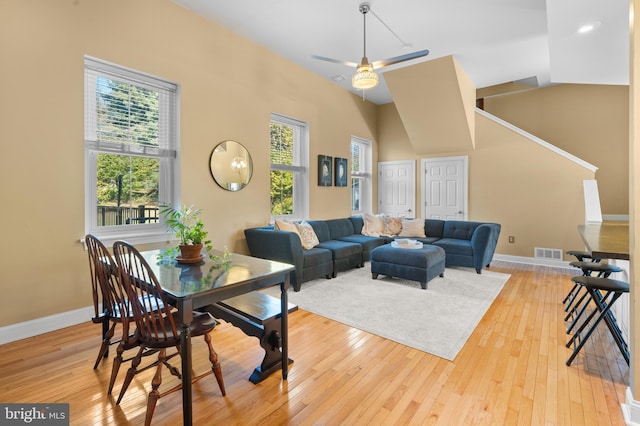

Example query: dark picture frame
[334,157,348,187]
[318,155,333,186]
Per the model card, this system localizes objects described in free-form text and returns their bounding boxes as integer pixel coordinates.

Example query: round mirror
[209,141,253,191]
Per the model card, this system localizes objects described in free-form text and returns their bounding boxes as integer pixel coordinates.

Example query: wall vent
[534,247,563,260]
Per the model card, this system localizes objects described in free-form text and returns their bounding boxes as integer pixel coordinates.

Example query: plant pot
[178,243,204,262]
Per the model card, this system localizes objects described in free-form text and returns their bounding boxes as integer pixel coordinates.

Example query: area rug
[264,265,510,360]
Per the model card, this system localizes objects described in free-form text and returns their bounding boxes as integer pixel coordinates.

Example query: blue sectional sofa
[244,217,501,291]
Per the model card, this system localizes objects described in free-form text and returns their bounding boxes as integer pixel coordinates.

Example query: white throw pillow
[398,218,426,238]
[295,221,320,250]
[362,213,385,237]
[274,219,298,233]
[274,219,304,246]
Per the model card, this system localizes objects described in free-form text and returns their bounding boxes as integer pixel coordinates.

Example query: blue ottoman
[370,244,446,289]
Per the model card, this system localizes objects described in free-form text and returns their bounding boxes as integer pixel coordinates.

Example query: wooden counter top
[577,221,629,260]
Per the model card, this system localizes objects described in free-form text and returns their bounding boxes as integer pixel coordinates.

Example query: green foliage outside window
[96,154,159,206]
[95,78,160,209]
[270,122,295,215]
[97,79,159,147]
[270,170,293,215]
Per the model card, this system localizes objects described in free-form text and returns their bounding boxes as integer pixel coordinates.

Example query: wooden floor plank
[0,261,629,425]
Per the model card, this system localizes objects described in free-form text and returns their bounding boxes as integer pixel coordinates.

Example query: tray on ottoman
[370,244,446,289]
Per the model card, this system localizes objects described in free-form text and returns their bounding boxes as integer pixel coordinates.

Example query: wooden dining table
[140,249,295,426]
[577,221,630,260]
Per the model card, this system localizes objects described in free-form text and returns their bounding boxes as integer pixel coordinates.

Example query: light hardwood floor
[0,261,630,425]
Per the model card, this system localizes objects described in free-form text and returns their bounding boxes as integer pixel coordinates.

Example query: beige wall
[0,0,625,329]
[483,84,629,215]
[378,102,594,259]
[0,0,377,326]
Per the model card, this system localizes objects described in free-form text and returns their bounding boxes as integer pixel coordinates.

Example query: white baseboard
[0,306,93,345]
[622,387,640,425]
[493,253,572,269]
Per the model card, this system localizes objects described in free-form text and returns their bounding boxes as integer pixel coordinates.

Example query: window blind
[84,56,177,156]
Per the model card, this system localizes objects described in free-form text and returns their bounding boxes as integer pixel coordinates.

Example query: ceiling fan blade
[312,55,359,68]
[371,49,430,69]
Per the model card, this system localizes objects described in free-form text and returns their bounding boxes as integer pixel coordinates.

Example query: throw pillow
[398,218,426,238]
[362,213,385,236]
[382,215,402,236]
[274,219,298,233]
[295,221,320,250]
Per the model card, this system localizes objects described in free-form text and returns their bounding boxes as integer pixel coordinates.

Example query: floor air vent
[534,247,563,260]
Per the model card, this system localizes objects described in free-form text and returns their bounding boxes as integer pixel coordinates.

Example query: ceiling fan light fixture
[352,63,378,89]
[312,2,429,97]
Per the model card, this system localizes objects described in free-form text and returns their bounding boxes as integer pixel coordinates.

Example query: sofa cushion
[424,219,445,239]
[307,220,331,242]
[296,221,320,249]
[316,240,362,259]
[337,234,386,253]
[302,246,333,267]
[433,238,473,256]
[349,216,365,234]
[442,221,482,240]
[402,236,441,245]
[326,218,356,239]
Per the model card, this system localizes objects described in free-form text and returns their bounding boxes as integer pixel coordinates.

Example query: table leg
[179,300,194,426]
[281,273,290,380]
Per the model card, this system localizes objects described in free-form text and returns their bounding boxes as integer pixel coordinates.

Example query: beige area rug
[264,265,510,361]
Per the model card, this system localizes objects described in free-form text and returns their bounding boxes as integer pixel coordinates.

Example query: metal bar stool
[566,250,600,263]
[565,275,630,366]
[563,250,601,305]
[564,261,622,335]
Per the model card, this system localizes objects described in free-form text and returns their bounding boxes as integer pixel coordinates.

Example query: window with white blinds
[270,113,308,220]
[84,56,179,245]
[351,137,372,214]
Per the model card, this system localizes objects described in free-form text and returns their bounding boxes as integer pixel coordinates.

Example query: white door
[422,156,468,220]
[377,160,415,217]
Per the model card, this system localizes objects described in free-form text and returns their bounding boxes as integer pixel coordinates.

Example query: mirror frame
[209,140,253,191]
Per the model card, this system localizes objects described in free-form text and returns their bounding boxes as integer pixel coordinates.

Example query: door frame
[421,156,469,220]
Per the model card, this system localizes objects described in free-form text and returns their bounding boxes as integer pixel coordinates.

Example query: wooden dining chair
[86,234,146,395]
[85,234,128,370]
[112,240,225,426]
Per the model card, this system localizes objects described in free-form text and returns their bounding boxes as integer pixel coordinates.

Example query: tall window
[84,56,178,245]
[351,137,372,214]
[270,114,308,220]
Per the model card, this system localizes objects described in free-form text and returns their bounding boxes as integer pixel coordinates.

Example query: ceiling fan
[312,2,429,94]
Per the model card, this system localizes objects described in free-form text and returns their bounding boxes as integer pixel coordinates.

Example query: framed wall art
[318,155,333,186]
[334,157,348,187]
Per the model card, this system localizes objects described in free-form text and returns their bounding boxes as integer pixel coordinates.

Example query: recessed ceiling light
[577,21,601,34]
[332,75,346,82]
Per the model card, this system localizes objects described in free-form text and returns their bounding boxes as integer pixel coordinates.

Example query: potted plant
[160,203,213,263]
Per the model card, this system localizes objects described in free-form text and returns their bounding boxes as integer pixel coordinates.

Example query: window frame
[84,56,180,246]
[269,113,308,222]
[351,136,372,215]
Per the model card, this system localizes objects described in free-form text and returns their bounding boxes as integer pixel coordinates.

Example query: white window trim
[83,56,181,247]
[270,113,309,222]
[351,136,372,215]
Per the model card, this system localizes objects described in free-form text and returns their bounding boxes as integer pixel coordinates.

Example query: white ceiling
[172,0,629,105]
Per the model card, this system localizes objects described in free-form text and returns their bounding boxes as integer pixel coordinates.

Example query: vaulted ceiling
[172,0,629,105]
